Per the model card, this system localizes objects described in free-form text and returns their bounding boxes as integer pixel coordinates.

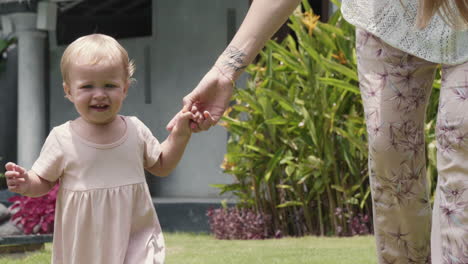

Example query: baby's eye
[105,84,117,88]
[81,84,93,89]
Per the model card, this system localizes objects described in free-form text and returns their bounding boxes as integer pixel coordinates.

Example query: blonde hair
[416,0,468,29]
[60,34,135,83]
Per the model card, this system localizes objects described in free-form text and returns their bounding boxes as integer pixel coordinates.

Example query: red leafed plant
[206,207,275,240]
[8,184,59,234]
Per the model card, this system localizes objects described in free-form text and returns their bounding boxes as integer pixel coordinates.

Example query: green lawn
[0,233,377,264]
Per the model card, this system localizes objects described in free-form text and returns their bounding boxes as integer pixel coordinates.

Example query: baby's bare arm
[146,133,191,177]
[146,111,193,177]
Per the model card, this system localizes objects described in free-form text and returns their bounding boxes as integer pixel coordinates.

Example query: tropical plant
[8,184,59,234]
[212,0,440,237]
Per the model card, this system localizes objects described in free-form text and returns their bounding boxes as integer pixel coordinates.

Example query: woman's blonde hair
[416,0,468,29]
[60,34,135,83]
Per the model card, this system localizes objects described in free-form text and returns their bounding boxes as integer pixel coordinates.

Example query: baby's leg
[356,28,438,264]
[432,61,468,264]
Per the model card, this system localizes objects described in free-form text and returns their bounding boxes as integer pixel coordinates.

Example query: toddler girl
[5,33,195,264]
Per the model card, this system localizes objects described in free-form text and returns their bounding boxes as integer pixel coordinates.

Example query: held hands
[170,110,197,138]
[166,66,234,133]
[4,162,30,195]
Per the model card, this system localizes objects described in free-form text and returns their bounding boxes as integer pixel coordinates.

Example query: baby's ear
[123,80,130,97]
[63,82,73,102]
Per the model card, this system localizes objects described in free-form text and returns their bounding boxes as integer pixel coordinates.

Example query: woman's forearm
[215,0,302,80]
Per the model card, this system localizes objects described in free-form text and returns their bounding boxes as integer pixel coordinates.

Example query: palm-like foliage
[217,1,442,237]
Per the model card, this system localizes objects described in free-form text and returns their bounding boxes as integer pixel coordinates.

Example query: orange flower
[220,156,235,171]
[332,51,348,64]
[301,11,320,36]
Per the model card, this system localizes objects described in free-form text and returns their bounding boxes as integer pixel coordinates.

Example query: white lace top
[341,0,468,65]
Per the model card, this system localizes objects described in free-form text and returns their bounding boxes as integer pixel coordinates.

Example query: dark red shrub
[334,207,372,236]
[206,207,273,240]
[8,184,59,234]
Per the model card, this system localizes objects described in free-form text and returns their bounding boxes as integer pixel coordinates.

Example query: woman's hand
[166,66,234,133]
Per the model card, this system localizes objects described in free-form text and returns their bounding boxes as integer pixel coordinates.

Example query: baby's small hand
[4,162,30,195]
[171,110,195,138]
[187,105,216,132]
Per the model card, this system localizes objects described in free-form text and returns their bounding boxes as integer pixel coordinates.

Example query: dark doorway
[55,0,152,46]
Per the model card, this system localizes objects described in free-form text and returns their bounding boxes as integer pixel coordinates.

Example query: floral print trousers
[356,28,468,264]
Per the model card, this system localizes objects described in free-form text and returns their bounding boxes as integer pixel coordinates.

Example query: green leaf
[334,127,366,153]
[277,201,303,208]
[245,145,273,157]
[265,116,288,125]
[297,174,310,185]
[320,58,358,81]
[209,183,244,195]
[330,0,341,8]
[301,0,312,11]
[331,184,345,193]
[262,85,296,112]
[285,165,296,177]
[307,155,323,168]
[318,23,345,37]
[276,184,294,191]
[301,107,318,146]
[265,147,286,182]
[360,188,371,209]
[318,77,360,94]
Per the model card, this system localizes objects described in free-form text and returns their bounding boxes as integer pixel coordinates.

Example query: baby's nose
[93,88,107,98]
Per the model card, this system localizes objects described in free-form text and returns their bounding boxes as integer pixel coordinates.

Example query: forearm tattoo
[219,46,248,72]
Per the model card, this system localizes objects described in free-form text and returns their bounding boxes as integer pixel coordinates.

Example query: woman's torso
[341,0,468,65]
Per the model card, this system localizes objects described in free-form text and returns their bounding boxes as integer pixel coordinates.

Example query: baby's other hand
[171,110,195,138]
[4,162,30,195]
[187,105,216,133]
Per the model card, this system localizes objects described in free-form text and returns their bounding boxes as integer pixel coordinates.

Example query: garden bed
[0,234,52,254]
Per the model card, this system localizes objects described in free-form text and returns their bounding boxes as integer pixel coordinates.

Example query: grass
[0,233,377,264]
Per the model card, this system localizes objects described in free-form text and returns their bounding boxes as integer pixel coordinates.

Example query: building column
[9,13,47,168]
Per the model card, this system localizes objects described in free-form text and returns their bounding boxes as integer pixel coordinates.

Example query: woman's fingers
[204,111,216,123]
[169,108,215,133]
[196,111,217,131]
[182,94,196,113]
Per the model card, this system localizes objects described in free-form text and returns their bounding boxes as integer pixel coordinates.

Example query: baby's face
[64,59,129,125]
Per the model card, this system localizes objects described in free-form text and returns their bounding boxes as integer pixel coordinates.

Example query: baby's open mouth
[90,104,110,111]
